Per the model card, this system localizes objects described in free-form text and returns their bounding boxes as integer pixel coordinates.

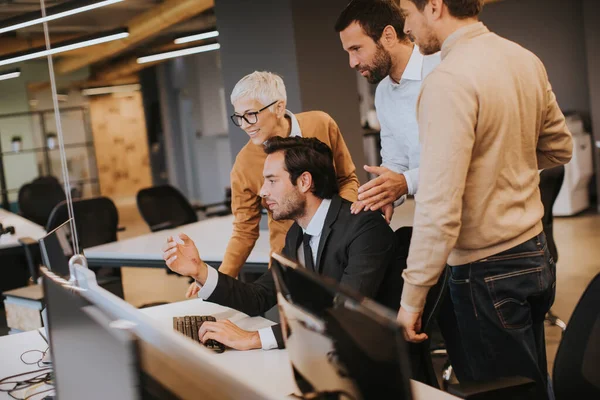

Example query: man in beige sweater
[399,0,572,396]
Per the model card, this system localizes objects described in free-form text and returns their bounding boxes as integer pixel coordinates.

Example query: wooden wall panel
[89,91,152,204]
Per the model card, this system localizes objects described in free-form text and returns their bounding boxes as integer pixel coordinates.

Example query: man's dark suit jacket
[206,194,401,348]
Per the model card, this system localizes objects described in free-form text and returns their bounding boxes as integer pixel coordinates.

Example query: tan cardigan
[219,111,359,276]
[402,23,573,311]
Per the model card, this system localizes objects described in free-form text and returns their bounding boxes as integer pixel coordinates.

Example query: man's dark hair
[334,0,408,44]
[264,136,339,199]
[409,0,483,19]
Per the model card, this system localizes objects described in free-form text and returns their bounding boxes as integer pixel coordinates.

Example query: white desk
[0,299,458,400]
[0,209,45,252]
[142,300,458,399]
[0,329,53,400]
[84,199,415,271]
[84,215,271,272]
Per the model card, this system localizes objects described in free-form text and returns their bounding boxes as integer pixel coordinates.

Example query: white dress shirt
[375,45,441,205]
[196,199,331,350]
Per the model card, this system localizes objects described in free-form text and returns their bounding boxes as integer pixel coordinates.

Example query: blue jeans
[439,232,555,399]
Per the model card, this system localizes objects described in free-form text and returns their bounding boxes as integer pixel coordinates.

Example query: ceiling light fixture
[0,28,129,68]
[137,43,220,64]
[0,0,124,35]
[174,30,219,44]
[0,68,21,81]
[81,83,141,96]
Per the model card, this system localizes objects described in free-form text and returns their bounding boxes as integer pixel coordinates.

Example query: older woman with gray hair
[186,70,358,292]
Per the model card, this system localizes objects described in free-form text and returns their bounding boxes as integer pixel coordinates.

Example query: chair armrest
[150,221,175,232]
[447,376,537,400]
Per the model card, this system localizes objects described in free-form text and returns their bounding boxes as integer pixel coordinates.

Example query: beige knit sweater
[402,23,573,312]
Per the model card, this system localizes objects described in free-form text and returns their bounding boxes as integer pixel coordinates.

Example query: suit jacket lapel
[315,195,342,273]
[285,223,303,262]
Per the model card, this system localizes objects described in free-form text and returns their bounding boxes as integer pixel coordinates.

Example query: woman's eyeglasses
[230,101,278,127]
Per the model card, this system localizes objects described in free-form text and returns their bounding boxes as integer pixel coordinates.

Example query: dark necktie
[303,233,315,271]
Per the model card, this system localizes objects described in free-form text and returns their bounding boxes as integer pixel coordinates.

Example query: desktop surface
[0,304,459,400]
[83,215,271,268]
[0,209,46,251]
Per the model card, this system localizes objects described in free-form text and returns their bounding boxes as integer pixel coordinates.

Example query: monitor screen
[40,219,74,277]
[271,253,413,400]
[42,269,140,400]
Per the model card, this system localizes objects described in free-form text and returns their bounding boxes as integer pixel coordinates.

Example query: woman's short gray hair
[230,71,287,111]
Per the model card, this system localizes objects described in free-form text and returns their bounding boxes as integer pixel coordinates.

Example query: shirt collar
[303,198,332,237]
[441,22,489,59]
[401,44,425,81]
[286,110,302,137]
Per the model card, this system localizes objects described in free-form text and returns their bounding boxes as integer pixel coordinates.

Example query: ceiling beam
[27,74,139,94]
[0,34,80,56]
[54,0,214,75]
[92,40,208,81]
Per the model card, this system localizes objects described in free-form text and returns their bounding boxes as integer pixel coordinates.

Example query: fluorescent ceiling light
[0,28,129,67]
[174,30,219,44]
[0,0,124,35]
[137,43,220,64]
[0,68,21,81]
[81,83,141,96]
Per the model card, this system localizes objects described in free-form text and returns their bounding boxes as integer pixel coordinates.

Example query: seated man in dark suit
[162,136,399,350]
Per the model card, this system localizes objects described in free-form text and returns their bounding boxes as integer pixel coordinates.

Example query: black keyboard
[173,315,225,353]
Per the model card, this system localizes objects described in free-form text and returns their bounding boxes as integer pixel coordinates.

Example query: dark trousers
[439,232,555,399]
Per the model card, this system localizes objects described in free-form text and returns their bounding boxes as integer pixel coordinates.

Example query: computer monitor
[270,253,413,400]
[39,219,74,277]
[42,268,140,400]
[63,264,282,400]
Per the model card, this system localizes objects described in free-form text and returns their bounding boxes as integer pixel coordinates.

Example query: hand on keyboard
[173,315,225,353]
[198,319,262,351]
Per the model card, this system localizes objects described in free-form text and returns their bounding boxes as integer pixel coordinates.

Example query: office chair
[393,227,449,389]
[18,177,66,227]
[31,175,60,186]
[136,185,198,232]
[46,197,124,298]
[552,272,600,398]
[539,166,567,331]
[446,272,600,399]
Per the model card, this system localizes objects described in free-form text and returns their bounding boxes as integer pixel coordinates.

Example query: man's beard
[271,189,306,222]
[357,43,393,84]
[415,26,442,55]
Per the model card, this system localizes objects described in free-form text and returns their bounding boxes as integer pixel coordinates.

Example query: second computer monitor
[271,253,413,400]
[39,219,74,277]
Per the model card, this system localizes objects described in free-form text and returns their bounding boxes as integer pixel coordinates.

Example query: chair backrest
[136,185,198,232]
[539,166,565,261]
[553,272,600,399]
[46,197,119,249]
[18,179,66,227]
[393,227,448,389]
[32,175,61,186]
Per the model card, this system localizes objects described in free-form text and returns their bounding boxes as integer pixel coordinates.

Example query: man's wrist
[398,173,409,197]
[192,261,209,285]
[248,331,262,350]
